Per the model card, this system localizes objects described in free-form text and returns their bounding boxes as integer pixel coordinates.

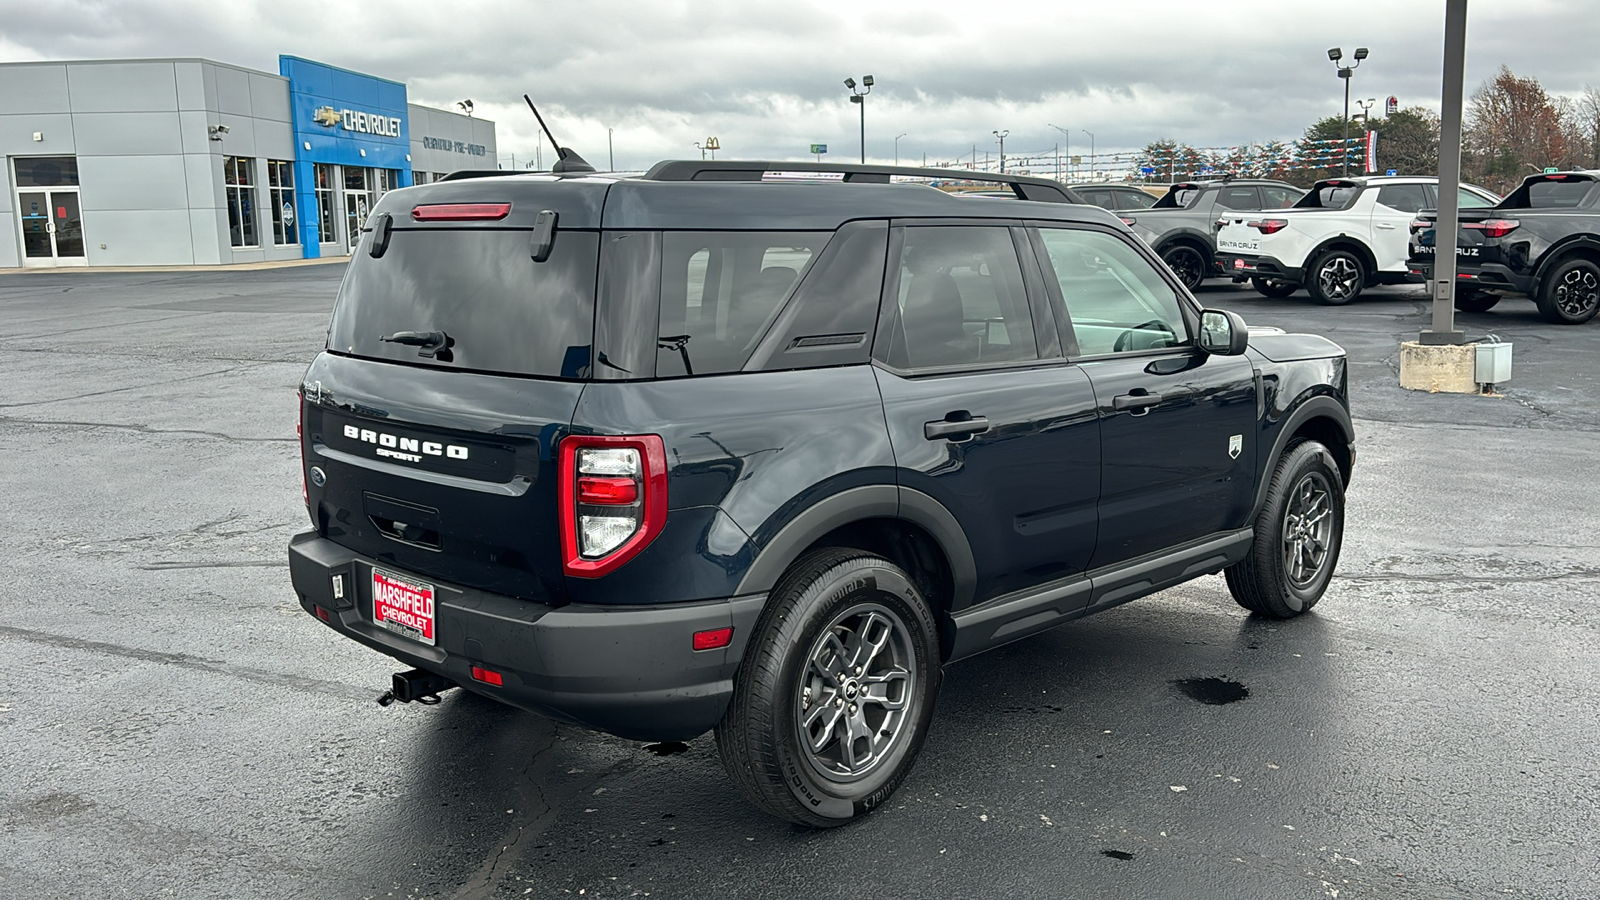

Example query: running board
[946,528,1253,662]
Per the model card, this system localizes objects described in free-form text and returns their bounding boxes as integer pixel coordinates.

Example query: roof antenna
[524,95,596,174]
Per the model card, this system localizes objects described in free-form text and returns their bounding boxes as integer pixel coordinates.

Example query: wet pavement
[2,267,1597,899]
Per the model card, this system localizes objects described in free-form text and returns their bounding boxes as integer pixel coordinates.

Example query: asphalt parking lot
[2,265,1597,900]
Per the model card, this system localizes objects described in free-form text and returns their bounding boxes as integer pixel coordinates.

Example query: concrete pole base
[1398,340,1480,393]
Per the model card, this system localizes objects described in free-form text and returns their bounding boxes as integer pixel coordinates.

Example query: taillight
[1464,219,1519,238]
[1119,216,1137,226]
[1248,218,1289,235]
[559,435,668,577]
[1410,219,1431,233]
[410,203,511,221]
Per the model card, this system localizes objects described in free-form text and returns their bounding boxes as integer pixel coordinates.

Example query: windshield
[328,228,598,378]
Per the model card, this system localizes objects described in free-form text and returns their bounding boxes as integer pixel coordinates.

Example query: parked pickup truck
[1216,176,1500,305]
[1409,170,1600,324]
[1121,178,1302,290]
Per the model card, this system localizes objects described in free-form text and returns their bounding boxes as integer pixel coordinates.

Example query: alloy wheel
[1554,266,1600,318]
[1164,247,1205,289]
[1281,471,1334,589]
[796,603,917,783]
[1318,257,1360,302]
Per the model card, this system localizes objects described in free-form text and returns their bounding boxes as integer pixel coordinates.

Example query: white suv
[1214,176,1499,304]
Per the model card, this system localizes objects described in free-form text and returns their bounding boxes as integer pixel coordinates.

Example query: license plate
[372,568,436,645]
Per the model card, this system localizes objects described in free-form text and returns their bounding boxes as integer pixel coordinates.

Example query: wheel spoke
[862,669,910,711]
[804,699,844,751]
[839,709,872,769]
[852,612,892,671]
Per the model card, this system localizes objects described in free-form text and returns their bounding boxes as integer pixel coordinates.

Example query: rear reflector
[314,606,330,622]
[693,627,734,651]
[411,203,512,221]
[470,666,504,686]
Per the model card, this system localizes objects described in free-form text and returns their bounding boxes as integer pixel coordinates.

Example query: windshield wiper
[381,330,454,361]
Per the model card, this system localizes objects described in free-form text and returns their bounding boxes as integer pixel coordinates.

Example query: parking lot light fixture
[1330,47,1370,175]
[846,75,873,163]
[1048,124,1071,180]
[993,130,1009,173]
[1082,129,1095,180]
[895,132,908,166]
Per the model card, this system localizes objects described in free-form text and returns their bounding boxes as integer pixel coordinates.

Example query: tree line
[1132,66,1597,193]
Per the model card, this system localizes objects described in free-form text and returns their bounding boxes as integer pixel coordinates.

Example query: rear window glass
[1376,183,1431,213]
[1117,190,1157,210]
[1519,180,1595,208]
[328,228,598,378]
[1295,184,1361,210]
[1216,186,1262,210]
[657,232,828,377]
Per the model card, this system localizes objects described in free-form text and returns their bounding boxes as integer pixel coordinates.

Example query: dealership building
[0,55,497,268]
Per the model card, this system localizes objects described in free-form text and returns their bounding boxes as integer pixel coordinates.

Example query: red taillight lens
[1248,218,1289,235]
[692,627,734,651]
[1410,219,1431,233]
[577,476,639,505]
[410,203,511,221]
[1463,219,1519,238]
[470,665,504,686]
[1118,216,1137,226]
[559,435,668,578]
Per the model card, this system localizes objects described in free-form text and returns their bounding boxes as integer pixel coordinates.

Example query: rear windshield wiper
[657,334,693,375]
[381,330,454,361]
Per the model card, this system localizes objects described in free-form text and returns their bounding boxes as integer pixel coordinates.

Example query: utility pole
[1048,123,1070,181]
[608,127,614,171]
[993,129,1009,173]
[1082,129,1095,180]
[1421,1,1467,345]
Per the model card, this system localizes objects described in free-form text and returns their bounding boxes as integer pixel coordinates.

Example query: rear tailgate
[301,176,604,605]
[1413,172,1600,268]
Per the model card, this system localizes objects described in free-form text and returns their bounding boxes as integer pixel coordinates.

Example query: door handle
[924,415,989,441]
[1375,222,1397,230]
[1113,392,1163,414]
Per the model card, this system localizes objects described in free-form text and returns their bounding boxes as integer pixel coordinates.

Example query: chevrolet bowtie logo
[312,106,341,127]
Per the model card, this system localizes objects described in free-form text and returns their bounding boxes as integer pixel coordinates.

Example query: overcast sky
[3,0,1597,172]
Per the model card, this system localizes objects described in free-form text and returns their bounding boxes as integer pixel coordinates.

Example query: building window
[223,156,258,248]
[412,170,430,185]
[315,164,336,244]
[375,168,397,197]
[267,160,298,246]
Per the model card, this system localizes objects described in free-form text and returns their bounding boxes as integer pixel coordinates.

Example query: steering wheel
[1114,319,1176,353]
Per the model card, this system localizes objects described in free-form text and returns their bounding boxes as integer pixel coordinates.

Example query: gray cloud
[3,0,1597,172]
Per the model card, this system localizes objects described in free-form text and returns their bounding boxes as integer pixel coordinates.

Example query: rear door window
[1376,183,1431,213]
[1260,185,1299,208]
[1458,188,1497,208]
[1116,190,1157,210]
[657,232,828,376]
[884,226,1037,369]
[328,228,598,378]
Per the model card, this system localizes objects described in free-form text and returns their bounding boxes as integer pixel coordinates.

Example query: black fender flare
[1250,395,1355,521]
[1530,236,1600,289]
[1306,237,1377,283]
[733,485,978,610]
[1156,228,1217,259]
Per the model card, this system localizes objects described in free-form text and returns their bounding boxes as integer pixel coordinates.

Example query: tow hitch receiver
[377,669,455,706]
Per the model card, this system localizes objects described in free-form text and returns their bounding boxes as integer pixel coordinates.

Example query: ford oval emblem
[309,466,327,487]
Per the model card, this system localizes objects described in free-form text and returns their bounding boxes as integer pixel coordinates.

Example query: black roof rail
[640,160,1079,203]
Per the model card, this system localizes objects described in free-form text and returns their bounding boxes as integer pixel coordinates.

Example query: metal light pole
[694,141,706,161]
[1082,129,1095,180]
[845,75,874,163]
[1329,47,1369,175]
[895,132,908,166]
[993,129,1009,173]
[608,127,614,171]
[1422,2,1467,345]
[1048,124,1070,180]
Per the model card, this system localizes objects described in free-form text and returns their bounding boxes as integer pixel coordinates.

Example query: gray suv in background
[1122,178,1303,289]
[1070,183,1159,212]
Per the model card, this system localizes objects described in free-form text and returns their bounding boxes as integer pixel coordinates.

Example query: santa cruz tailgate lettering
[343,424,469,464]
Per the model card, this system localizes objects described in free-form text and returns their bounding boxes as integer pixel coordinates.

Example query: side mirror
[1198,308,1249,355]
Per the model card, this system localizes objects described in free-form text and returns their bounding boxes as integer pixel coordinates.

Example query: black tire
[1534,257,1600,325]
[1250,276,1299,299]
[1453,289,1501,313]
[1307,249,1365,305]
[716,549,941,827]
[1225,440,1345,619]
[1161,243,1208,291]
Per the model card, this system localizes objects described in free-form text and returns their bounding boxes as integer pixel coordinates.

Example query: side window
[886,226,1037,369]
[1376,183,1431,213]
[750,221,888,372]
[1079,190,1114,210]
[1260,186,1299,209]
[1458,188,1496,209]
[1216,186,1263,210]
[658,231,828,376]
[1117,190,1156,210]
[1035,228,1189,357]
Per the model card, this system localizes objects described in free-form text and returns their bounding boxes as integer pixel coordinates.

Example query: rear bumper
[288,530,765,741]
[1218,252,1303,283]
[1410,260,1536,295]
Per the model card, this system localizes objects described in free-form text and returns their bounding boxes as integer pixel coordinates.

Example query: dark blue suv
[289,160,1354,827]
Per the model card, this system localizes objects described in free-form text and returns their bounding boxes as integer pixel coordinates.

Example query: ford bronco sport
[289,159,1355,827]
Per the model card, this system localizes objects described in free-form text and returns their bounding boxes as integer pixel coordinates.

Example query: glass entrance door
[16,189,87,267]
[342,166,371,254]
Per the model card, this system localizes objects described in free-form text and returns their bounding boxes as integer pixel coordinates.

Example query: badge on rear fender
[1229,434,1242,459]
